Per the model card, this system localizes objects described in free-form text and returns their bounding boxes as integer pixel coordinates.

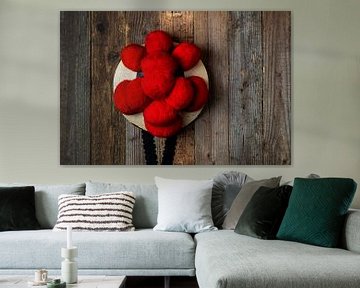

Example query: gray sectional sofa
[0,181,360,288]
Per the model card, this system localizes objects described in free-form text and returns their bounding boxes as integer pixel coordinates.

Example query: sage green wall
[0,0,359,208]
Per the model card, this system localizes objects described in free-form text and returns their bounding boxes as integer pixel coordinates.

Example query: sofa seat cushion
[195,230,360,288]
[0,229,195,270]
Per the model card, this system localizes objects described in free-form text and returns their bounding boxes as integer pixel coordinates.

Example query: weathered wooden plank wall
[60,11,291,165]
[60,11,90,165]
[262,12,291,165]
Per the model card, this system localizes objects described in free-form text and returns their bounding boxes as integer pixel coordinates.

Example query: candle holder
[61,247,78,284]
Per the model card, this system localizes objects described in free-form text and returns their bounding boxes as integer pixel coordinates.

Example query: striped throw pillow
[53,192,136,231]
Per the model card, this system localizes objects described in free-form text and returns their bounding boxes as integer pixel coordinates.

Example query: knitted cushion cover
[53,192,136,232]
[277,178,357,247]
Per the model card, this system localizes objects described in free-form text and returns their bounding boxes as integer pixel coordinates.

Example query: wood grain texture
[90,12,127,165]
[229,11,263,165]
[194,12,212,164]
[207,12,230,165]
[60,11,291,165]
[262,11,291,165]
[60,11,90,165]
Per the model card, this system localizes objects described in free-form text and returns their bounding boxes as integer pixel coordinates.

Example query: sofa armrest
[342,209,360,253]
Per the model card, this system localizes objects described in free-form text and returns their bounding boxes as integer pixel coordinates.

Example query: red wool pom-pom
[185,76,209,112]
[140,53,177,99]
[113,80,131,114]
[145,30,173,54]
[113,79,150,115]
[141,52,178,75]
[166,77,194,110]
[145,116,182,138]
[172,42,201,71]
[141,74,175,100]
[125,78,151,114]
[143,100,178,126]
[120,44,146,72]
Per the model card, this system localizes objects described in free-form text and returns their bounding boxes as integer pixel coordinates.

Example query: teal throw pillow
[277,178,357,247]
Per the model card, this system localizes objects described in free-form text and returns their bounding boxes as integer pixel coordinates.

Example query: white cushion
[153,177,217,233]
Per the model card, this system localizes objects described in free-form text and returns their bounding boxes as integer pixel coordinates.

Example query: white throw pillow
[153,177,217,233]
[53,192,135,231]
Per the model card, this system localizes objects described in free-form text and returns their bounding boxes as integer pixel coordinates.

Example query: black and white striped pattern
[53,192,136,231]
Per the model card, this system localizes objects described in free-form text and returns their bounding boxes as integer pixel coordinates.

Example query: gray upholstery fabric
[0,229,195,272]
[86,182,158,229]
[195,230,360,288]
[342,209,360,253]
[212,171,251,228]
[0,183,85,228]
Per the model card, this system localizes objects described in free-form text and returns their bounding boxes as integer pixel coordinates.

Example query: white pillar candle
[67,225,72,249]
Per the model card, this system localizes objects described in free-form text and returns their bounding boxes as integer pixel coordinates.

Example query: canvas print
[60,11,291,165]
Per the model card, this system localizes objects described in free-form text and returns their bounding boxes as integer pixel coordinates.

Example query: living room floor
[127,276,199,288]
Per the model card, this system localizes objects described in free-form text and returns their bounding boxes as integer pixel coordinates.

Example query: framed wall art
[60,11,291,165]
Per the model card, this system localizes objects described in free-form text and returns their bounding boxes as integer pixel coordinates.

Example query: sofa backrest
[341,209,360,253]
[86,181,158,229]
[0,183,86,228]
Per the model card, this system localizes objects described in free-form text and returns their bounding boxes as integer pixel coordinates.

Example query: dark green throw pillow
[277,178,357,247]
[234,185,292,239]
[0,186,41,231]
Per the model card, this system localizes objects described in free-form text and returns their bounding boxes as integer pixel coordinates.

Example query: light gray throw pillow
[222,177,281,230]
[153,177,217,233]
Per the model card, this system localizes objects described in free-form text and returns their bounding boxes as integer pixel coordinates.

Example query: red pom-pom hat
[113,30,209,138]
